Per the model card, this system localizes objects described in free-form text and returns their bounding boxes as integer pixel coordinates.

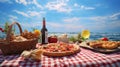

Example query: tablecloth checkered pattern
[0,43,120,67]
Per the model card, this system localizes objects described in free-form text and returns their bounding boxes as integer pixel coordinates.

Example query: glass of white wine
[81,29,90,42]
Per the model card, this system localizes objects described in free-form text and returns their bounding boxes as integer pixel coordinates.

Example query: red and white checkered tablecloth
[0,44,120,67]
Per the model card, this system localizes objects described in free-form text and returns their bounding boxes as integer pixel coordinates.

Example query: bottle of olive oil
[41,17,48,44]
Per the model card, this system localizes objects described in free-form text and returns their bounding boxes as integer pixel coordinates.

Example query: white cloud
[47,17,82,31]
[15,0,43,9]
[111,21,120,28]
[74,3,79,7]
[16,0,28,5]
[9,15,18,22]
[14,10,29,17]
[89,20,120,31]
[65,24,83,30]
[47,22,63,28]
[9,15,18,19]
[109,12,120,20]
[65,12,120,23]
[63,17,80,23]
[89,16,107,22]
[20,22,41,27]
[13,10,45,17]
[0,0,12,3]
[28,11,40,16]
[47,21,82,32]
[33,0,43,9]
[74,3,95,10]
[61,12,120,31]
[89,12,120,22]
[46,0,72,13]
[80,5,95,10]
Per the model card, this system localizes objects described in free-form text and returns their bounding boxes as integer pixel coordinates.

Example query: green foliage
[69,36,77,43]
[76,33,81,40]
[4,22,9,34]
[69,33,82,43]
[81,37,88,41]
[4,22,15,34]
[69,32,89,43]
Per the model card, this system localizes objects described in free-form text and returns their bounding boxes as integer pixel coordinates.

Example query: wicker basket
[0,22,38,55]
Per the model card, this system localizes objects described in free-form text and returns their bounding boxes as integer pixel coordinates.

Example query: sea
[0,32,120,41]
[48,32,120,41]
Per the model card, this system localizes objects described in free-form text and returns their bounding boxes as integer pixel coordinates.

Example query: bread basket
[0,22,38,55]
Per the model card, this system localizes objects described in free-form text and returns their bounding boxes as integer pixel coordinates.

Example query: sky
[0,0,120,33]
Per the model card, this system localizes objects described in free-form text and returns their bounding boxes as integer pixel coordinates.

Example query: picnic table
[0,44,120,67]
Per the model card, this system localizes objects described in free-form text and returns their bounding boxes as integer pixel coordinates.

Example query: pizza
[39,43,80,57]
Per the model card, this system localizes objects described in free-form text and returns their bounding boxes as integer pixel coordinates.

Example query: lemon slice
[34,30,41,37]
[81,30,90,39]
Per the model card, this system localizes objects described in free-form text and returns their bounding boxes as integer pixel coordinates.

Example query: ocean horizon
[48,32,120,41]
[0,32,120,41]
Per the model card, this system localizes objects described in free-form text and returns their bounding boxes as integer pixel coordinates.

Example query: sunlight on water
[48,32,120,41]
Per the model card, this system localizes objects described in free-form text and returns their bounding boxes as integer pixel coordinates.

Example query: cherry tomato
[101,37,109,41]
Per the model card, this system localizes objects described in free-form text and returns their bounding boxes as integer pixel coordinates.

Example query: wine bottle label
[45,31,48,43]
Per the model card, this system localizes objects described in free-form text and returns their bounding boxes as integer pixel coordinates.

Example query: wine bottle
[41,17,48,44]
